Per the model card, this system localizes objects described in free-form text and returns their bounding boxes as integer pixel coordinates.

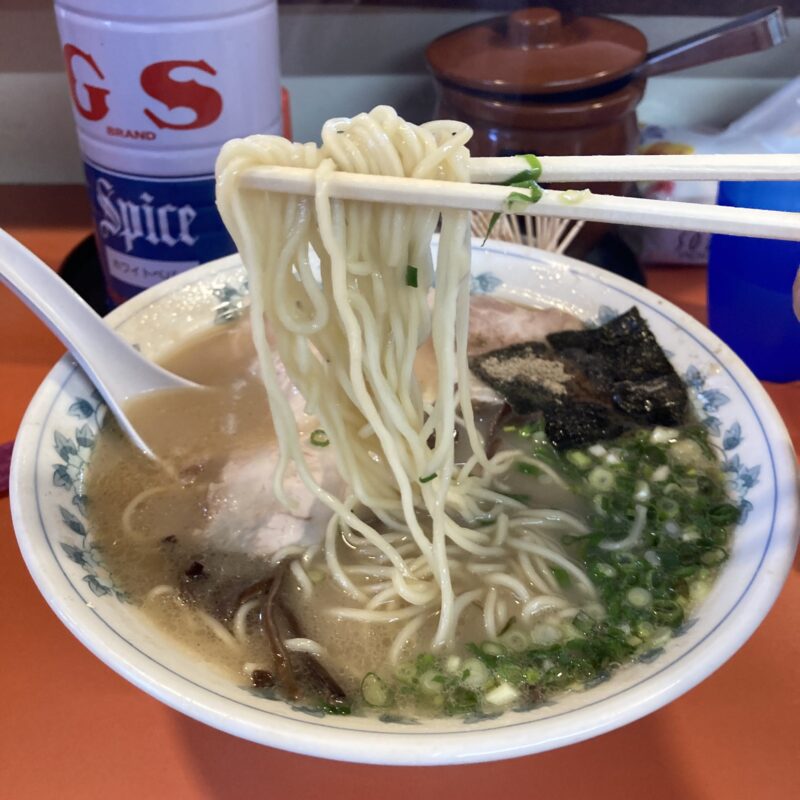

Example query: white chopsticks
[470,153,800,184]
[241,165,800,242]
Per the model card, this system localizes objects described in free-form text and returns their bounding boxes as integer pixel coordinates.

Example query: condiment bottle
[53,0,282,305]
[708,180,800,383]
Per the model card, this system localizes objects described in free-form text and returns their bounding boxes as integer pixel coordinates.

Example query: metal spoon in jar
[0,228,202,459]
[632,6,787,80]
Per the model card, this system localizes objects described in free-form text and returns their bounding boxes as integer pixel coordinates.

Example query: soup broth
[87,302,738,718]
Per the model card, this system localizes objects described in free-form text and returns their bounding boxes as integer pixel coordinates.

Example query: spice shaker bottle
[53,0,282,305]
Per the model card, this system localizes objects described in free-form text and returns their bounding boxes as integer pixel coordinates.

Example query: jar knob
[507,7,563,48]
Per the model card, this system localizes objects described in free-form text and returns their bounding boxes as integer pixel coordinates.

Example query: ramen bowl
[10,241,799,765]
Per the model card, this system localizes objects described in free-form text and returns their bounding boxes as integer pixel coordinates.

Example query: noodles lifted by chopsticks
[215,106,593,652]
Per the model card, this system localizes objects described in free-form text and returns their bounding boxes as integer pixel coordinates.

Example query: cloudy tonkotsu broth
[88,304,589,700]
[87,295,738,719]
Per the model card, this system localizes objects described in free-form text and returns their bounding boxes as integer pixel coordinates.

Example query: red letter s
[63,44,110,122]
[140,60,223,131]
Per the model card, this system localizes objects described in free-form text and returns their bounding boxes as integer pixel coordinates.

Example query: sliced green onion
[517,461,542,476]
[484,682,520,707]
[444,655,462,675]
[626,587,653,608]
[507,186,542,208]
[530,622,562,646]
[419,473,437,484]
[500,630,529,653]
[701,547,728,566]
[482,211,502,245]
[310,429,329,447]
[405,264,418,288]
[361,672,391,707]
[651,464,670,482]
[682,528,700,542]
[567,451,593,470]
[483,159,543,245]
[651,427,679,444]
[559,189,591,205]
[522,153,542,178]
[649,626,673,648]
[656,497,680,519]
[523,666,541,685]
[709,504,740,526]
[652,598,683,625]
[551,566,571,588]
[480,641,506,657]
[419,670,445,695]
[495,661,524,684]
[461,657,490,690]
[588,467,615,491]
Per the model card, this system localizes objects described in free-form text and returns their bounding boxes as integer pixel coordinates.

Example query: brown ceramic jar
[427,7,648,170]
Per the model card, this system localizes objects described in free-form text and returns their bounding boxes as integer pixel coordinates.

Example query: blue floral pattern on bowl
[51,390,124,600]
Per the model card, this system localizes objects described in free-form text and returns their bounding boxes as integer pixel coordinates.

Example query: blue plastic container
[708,180,800,383]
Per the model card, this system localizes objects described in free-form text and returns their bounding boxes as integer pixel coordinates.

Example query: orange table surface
[2,188,798,800]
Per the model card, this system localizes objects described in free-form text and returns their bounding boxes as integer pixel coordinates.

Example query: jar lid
[426,7,647,96]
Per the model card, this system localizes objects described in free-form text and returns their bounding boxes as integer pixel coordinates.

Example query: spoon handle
[0,228,195,454]
[637,6,787,80]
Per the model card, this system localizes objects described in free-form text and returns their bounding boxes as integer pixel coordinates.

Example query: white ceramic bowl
[11,241,799,765]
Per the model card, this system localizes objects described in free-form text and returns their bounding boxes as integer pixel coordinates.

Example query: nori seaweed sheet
[469,307,688,449]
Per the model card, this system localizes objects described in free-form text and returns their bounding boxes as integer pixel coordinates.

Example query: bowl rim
[10,241,799,765]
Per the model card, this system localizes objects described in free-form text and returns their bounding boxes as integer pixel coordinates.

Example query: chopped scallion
[626,587,652,608]
[559,188,591,205]
[482,156,543,244]
[461,657,490,689]
[567,451,593,470]
[484,682,519,707]
[361,672,391,707]
[405,264,418,288]
[551,566,571,588]
[517,461,542,476]
[588,466,615,491]
[480,641,506,657]
[419,670,445,695]
[310,429,329,447]
[522,153,543,178]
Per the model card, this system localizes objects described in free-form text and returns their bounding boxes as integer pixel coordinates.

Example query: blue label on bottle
[83,160,236,303]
